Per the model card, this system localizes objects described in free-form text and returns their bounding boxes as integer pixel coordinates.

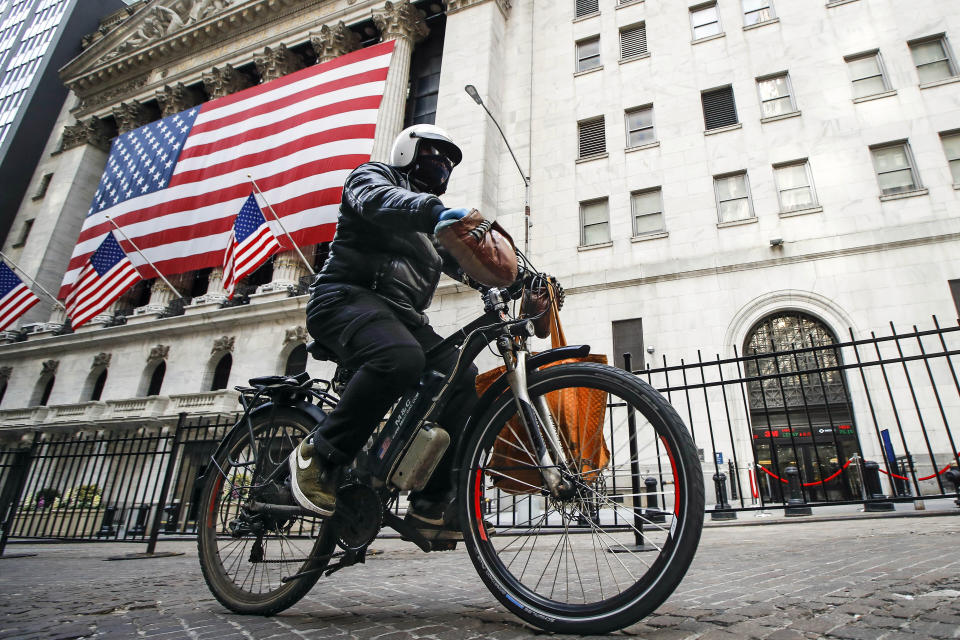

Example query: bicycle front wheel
[197,407,334,615]
[459,362,704,634]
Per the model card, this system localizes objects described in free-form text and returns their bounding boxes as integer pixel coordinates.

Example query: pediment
[60,0,302,106]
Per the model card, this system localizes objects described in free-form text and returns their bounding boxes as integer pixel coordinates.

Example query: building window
[580,198,610,246]
[90,369,107,402]
[940,131,960,185]
[576,36,601,72]
[702,86,738,130]
[631,188,665,236]
[31,172,53,200]
[625,105,655,147]
[146,361,166,397]
[575,0,599,18]
[33,375,55,407]
[612,318,644,370]
[620,23,647,60]
[742,0,774,25]
[210,353,233,391]
[285,344,308,375]
[845,51,890,99]
[690,2,722,40]
[774,161,818,212]
[870,142,921,195]
[404,15,445,127]
[578,117,606,158]
[714,172,755,223]
[950,280,960,317]
[757,73,796,118]
[909,36,958,84]
[11,218,33,248]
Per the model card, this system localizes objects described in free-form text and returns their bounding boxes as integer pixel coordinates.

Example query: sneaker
[405,498,496,540]
[288,438,338,516]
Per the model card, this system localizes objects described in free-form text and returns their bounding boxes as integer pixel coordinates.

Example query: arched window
[284,344,307,376]
[90,369,107,401]
[744,311,860,502]
[146,361,166,397]
[37,375,55,406]
[0,380,6,406]
[210,353,232,391]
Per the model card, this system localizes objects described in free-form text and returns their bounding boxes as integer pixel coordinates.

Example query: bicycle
[196,268,704,634]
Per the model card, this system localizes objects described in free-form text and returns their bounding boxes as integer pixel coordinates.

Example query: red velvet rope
[756,459,853,486]
[876,460,959,482]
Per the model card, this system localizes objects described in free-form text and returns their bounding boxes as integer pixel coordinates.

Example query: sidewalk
[1,512,958,639]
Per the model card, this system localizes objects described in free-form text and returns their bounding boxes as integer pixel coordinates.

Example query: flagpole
[103,216,184,298]
[0,250,67,310]
[247,175,316,276]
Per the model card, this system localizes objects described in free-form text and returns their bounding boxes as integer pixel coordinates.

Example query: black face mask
[409,155,452,195]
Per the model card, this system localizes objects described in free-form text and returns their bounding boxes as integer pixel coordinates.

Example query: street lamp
[463,84,531,254]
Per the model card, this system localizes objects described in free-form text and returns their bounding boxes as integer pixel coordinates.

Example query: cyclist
[288,124,484,538]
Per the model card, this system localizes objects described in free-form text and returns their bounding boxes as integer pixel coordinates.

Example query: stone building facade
[0,0,958,500]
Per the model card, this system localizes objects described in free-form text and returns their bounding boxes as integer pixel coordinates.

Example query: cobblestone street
[0,512,958,640]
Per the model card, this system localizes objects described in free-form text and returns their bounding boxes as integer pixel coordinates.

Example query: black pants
[305,283,479,499]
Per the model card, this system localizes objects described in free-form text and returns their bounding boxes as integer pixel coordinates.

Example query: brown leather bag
[435,210,518,287]
[476,292,610,494]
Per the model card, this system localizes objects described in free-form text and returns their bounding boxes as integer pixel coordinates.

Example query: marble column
[310,21,362,64]
[370,1,429,162]
[155,82,200,117]
[111,100,152,134]
[134,274,189,318]
[202,64,251,99]
[59,116,113,153]
[254,44,304,83]
[259,250,310,295]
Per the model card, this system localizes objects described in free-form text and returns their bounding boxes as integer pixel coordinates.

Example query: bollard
[710,472,737,520]
[97,506,119,538]
[784,466,812,516]
[862,461,895,512]
[945,467,960,508]
[162,502,181,533]
[644,477,666,523]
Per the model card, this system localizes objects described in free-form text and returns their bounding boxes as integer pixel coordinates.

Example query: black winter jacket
[312,162,468,327]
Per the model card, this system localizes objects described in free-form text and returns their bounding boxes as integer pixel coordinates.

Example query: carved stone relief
[156,82,200,117]
[373,1,429,44]
[60,117,113,152]
[202,64,251,99]
[78,76,149,112]
[92,353,112,369]
[148,345,170,362]
[310,22,362,64]
[41,360,59,376]
[211,335,235,354]
[444,0,512,16]
[284,326,308,345]
[254,44,304,83]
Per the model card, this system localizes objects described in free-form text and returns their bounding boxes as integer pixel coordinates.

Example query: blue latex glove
[434,207,470,234]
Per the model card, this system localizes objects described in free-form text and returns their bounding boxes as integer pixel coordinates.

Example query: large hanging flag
[64,232,142,328]
[222,193,282,299]
[59,41,395,299]
[0,261,40,330]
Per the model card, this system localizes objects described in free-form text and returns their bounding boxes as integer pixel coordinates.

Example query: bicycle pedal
[429,540,457,551]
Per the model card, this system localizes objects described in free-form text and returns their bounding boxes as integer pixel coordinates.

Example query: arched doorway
[284,344,307,375]
[210,353,232,391]
[744,311,862,502]
[146,361,166,397]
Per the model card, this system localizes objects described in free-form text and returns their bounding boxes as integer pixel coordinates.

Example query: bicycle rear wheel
[197,407,334,615]
[459,362,704,634]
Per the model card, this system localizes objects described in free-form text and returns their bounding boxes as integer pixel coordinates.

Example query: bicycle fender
[450,344,591,474]
[205,399,326,477]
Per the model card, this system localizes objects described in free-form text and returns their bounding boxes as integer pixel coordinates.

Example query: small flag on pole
[65,232,142,328]
[0,261,40,330]
[222,193,282,299]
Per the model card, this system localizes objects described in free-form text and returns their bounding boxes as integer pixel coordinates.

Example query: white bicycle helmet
[390,124,463,170]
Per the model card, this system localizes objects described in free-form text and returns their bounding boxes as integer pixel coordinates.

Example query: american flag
[223,193,282,299]
[0,261,40,330]
[64,232,142,328]
[59,41,394,299]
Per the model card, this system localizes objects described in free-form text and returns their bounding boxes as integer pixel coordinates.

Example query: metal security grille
[702,86,738,130]
[578,117,606,158]
[575,0,599,18]
[620,24,647,59]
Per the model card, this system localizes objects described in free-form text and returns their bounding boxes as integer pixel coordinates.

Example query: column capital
[202,63,251,99]
[373,1,429,45]
[444,0,511,18]
[156,82,200,117]
[254,43,305,83]
[112,100,152,134]
[309,21,362,63]
[59,116,112,152]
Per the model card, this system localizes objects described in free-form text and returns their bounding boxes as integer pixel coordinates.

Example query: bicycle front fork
[497,336,570,498]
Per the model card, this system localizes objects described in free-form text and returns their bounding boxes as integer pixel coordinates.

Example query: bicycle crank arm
[382,511,432,552]
[246,500,311,518]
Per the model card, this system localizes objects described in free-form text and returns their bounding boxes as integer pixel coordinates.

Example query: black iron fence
[1,317,959,551]
[629,316,960,516]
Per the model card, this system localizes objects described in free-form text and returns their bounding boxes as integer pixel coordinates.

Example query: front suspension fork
[497,337,569,497]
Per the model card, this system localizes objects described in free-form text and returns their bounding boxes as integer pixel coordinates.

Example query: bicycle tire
[459,362,704,634]
[197,407,334,615]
